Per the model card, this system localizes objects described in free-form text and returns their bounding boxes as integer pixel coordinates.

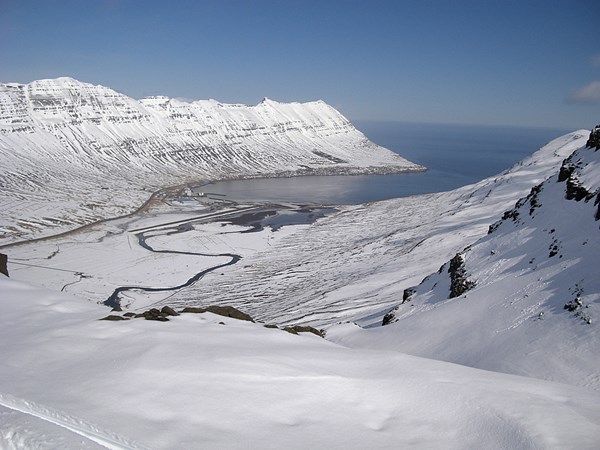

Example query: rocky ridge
[0,77,423,244]
[344,127,600,387]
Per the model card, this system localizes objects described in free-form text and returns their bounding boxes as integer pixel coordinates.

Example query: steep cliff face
[0,77,422,244]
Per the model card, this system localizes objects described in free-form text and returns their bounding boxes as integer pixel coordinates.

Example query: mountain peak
[0,76,422,244]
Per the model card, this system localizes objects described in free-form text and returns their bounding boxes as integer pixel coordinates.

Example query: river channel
[104,204,335,308]
[104,121,570,308]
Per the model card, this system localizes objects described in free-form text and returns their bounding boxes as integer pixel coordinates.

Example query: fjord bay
[201,121,571,204]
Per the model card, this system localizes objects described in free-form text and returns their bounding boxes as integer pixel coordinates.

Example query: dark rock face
[101,304,260,325]
[382,310,397,326]
[100,315,129,321]
[556,145,599,219]
[489,182,547,234]
[527,185,543,216]
[448,252,476,299]
[402,287,415,303]
[135,308,170,321]
[181,305,254,322]
[283,325,325,338]
[161,306,179,316]
[586,125,600,150]
[558,165,574,183]
[0,253,8,277]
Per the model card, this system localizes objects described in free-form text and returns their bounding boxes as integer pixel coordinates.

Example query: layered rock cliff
[0,77,422,244]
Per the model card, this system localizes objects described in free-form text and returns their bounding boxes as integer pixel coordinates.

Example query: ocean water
[201,121,572,205]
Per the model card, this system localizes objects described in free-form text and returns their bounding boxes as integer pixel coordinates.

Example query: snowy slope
[0,77,422,244]
[4,131,588,331]
[2,102,599,447]
[157,131,589,325]
[328,132,600,389]
[1,275,599,449]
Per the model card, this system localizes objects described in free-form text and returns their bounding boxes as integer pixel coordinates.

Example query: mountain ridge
[328,128,600,389]
[0,77,422,244]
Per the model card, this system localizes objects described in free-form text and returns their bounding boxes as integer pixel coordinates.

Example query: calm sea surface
[202,121,571,204]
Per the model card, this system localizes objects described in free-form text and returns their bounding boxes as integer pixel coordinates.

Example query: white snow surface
[328,138,600,390]
[1,275,600,449]
[0,77,421,244]
[2,86,599,447]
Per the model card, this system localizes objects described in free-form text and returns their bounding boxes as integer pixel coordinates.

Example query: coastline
[0,162,425,249]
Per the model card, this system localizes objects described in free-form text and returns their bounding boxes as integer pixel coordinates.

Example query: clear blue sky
[1,0,598,129]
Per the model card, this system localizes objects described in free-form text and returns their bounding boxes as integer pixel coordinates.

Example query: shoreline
[0,163,426,250]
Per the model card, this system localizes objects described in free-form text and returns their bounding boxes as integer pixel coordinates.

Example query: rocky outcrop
[585,124,600,150]
[448,251,476,299]
[97,304,326,337]
[0,253,7,277]
[100,304,253,322]
[181,305,254,322]
[556,132,600,220]
[282,325,326,337]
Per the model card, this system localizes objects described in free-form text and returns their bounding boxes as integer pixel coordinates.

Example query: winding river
[102,122,568,308]
[104,204,334,308]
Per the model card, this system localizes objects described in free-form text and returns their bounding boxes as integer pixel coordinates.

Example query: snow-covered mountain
[329,126,600,389]
[164,130,589,326]
[2,101,600,446]
[0,77,422,244]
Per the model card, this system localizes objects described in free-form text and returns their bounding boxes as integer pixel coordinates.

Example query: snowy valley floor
[1,276,600,449]
[1,130,600,448]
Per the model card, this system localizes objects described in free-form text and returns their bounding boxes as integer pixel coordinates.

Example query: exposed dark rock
[103,304,254,324]
[111,305,122,312]
[312,150,348,164]
[0,253,8,277]
[565,180,594,202]
[382,310,397,326]
[448,252,476,299]
[557,165,574,183]
[549,238,561,258]
[180,307,205,314]
[402,287,415,303]
[161,306,179,316]
[489,205,521,234]
[586,125,600,150]
[180,305,254,322]
[100,315,129,321]
[135,308,170,321]
[558,152,597,204]
[283,325,325,338]
[528,185,543,216]
[564,298,582,312]
[264,324,279,329]
[205,306,254,322]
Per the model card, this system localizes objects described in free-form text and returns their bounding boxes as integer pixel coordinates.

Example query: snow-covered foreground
[1,275,600,449]
[2,127,599,447]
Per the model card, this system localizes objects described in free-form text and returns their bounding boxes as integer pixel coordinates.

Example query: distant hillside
[0,77,422,244]
[329,126,600,389]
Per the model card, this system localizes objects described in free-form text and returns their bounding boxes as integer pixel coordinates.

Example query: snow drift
[1,274,599,449]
